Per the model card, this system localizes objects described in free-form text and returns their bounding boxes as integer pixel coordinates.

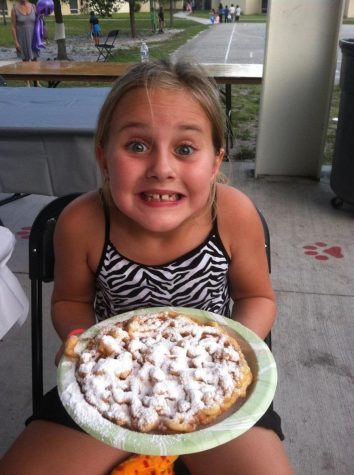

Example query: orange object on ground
[111,454,178,475]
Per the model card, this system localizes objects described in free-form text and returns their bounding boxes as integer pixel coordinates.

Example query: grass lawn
[0,12,207,47]
[230,85,340,165]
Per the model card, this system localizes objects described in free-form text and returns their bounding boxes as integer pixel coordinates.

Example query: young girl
[0,60,293,475]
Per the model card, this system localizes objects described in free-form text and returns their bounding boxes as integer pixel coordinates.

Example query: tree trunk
[169,0,173,27]
[53,0,68,60]
[129,0,137,38]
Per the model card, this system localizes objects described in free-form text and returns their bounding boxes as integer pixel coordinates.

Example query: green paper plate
[57,306,277,455]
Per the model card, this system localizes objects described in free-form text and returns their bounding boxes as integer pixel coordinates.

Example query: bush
[134,2,141,12]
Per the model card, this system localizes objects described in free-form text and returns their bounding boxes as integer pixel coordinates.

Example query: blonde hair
[96,59,225,153]
[95,59,227,209]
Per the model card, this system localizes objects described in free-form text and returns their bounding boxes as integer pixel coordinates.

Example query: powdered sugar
[65,311,252,434]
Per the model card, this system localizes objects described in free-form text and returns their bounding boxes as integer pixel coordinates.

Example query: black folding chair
[96,29,119,62]
[29,193,81,413]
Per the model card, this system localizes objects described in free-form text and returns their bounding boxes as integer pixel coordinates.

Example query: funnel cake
[70,311,252,434]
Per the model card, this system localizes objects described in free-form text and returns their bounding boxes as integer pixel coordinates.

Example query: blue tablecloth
[0,87,110,196]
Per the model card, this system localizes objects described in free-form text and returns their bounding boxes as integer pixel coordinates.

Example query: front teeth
[145,193,178,201]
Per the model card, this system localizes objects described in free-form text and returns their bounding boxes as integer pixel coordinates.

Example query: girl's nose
[146,148,176,180]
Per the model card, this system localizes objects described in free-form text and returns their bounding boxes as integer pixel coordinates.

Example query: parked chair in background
[96,29,119,62]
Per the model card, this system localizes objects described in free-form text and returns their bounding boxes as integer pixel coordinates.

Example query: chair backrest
[103,29,119,46]
[257,208,271,273]
[29,195,272,412]
[29,193,80,412]
[256,208,272,350]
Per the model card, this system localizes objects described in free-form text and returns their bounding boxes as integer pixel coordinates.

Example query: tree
[53,0,69,59]
[128,0,137,37]
[1,0,7,25]
[83,0,118,17]
[169,0,173,27]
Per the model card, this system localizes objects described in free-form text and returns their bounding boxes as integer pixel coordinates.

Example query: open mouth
[141,193,182,202]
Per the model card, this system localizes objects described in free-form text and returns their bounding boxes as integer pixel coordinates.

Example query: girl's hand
[15,41,20,52]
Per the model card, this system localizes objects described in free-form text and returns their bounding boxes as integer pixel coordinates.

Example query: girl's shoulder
[216,184,263,251]
[55,191,104,239]
[216,183,258,221]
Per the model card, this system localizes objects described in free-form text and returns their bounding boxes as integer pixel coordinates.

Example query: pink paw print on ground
[303,242,344,261]
[16,226,32,240]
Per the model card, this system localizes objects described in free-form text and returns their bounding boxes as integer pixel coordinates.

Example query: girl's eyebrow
[179,124,204,133]
[117,122,204,134]
[116,121,150,131]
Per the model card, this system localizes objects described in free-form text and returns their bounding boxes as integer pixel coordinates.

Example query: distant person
[158,5,164,33]
[225,5,231,22]
[11,0,38,61]
[218,3,224,22]
[229,4,235,22]
[11,0,39,86]
[209,8,216,24]
[235,4,241,22]
[89,11,100,46]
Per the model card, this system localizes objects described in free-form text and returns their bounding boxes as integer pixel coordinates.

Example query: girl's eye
[176,144,194,156]
[127,142,148,153]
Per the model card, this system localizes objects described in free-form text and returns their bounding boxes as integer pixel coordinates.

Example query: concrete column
[255,0,345,179]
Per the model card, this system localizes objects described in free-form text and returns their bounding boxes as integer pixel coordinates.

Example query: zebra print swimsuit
[94,197,232,321]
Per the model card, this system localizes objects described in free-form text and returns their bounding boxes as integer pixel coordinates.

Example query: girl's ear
[96,145,109,179]
[211,148,225,180]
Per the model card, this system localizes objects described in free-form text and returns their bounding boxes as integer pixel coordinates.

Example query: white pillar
[255,0,345,179]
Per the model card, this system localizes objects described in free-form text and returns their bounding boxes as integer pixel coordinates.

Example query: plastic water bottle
[140,42,149,62]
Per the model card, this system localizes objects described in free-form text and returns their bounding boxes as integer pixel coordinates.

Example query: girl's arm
[51,195,100,342]
[11,8,20,52]
[218,186,276,339]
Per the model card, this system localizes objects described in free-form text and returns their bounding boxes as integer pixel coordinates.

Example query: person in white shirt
[229,4,235,22]
[235,4,241,22]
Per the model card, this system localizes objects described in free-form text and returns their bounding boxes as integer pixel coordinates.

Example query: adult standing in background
[218,3,224,22]
[11,0,37,62]
[224,5,230,22]
[235,4,241,22]
[11,0,40,86]
[158,5,164,33]
[229,4,235,22]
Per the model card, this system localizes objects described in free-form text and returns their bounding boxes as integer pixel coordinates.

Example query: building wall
[344,0,354,16]
[238,0,262,15]
[4,0,153,16]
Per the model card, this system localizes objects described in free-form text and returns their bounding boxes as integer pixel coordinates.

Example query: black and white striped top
[94,197,231,321]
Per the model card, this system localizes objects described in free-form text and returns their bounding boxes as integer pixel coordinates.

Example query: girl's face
[98,87,224,234]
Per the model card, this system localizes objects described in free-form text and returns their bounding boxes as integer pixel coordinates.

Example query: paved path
[172,17,266,64]
[172,16,354,82]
